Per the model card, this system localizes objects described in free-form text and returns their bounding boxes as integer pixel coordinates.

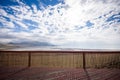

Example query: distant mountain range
[8,41,55,47]
[0,43,18,50]
[0,41,55,50]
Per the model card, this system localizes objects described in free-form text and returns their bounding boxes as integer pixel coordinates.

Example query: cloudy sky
[0,0,120,49]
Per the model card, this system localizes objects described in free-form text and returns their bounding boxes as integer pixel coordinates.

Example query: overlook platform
[0,67,120,80]
[0,50,120,80]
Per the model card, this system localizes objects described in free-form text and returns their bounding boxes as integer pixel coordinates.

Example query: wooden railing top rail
[0,50,120,54]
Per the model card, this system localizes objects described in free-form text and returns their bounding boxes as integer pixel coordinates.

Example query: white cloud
[0,0,120,49]
[0,9,8,16]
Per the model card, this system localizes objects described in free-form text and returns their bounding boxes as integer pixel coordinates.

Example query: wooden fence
[0,51,120,68]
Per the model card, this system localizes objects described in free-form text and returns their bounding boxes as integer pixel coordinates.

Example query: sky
[0,0,120,49]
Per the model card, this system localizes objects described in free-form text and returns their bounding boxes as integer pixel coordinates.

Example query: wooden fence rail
[0,51,120,68]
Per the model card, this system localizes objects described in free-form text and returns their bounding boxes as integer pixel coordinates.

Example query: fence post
[28,52,31,67]
[83,52,86,69]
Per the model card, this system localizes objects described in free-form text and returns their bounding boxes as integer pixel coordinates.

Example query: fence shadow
[2,67,29,80]
[84,69,91,80]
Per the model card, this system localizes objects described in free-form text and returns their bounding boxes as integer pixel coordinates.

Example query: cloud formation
[0,0,120,49]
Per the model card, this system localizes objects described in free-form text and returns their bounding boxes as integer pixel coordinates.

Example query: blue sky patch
[0,0,19,6]
[19,0,64,10]
[106,13,120,22]
[22,19,38,26]
[20,0,41,10]
[0,22,3,28]
[2,7,18,15]
[86,21,94,27]
[13,22,25,32]
[41,0,64,6]
[28,26,37,30]
[2,16,11,21]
